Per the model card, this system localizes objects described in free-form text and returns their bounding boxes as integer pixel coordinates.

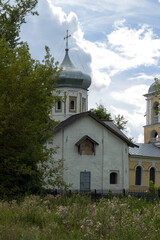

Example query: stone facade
[51,113,136,192]
[51,87,88,122]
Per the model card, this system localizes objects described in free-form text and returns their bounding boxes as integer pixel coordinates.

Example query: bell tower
[144,80,160,147]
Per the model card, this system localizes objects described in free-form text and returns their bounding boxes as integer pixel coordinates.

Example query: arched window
[150,167,155,184]
[150,130,158,142]
[153,102,159,124]
[69,96,77,112]
[135,166,142,185]
[110,172,118,184]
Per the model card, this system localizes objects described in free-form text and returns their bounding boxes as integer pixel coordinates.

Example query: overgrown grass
[0,194,160,240]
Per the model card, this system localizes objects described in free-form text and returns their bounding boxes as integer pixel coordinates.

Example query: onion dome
[148,79,160,93]
[57,49,91,90]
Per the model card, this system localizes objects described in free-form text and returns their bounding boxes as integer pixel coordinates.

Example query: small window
[57,101,62,110]
[55,101,62,112]
[70,100,75,110]
[110,172,118,184]
[135,166,142,185]
[69,97,77,112]
[150,167,155,184]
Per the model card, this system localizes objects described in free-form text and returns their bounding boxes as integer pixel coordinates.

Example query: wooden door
[80,172,90,192]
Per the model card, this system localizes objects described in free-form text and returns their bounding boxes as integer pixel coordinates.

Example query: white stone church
[48,32,160,192]
[49,36,140,193]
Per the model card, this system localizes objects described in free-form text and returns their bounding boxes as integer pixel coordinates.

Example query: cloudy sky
[20,0,160,142]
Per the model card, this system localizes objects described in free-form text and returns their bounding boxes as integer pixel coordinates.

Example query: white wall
[51,115,129,192]
[51,87,88,122]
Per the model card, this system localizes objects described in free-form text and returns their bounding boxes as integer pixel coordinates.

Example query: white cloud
[129,73,155,81]
[76,21,160,88]
[108,23,160,71]
[47,0,66,23]
[75,39,112,88]
[47,0,112,88]
[19,0,160,143]
[137,134,144,143]
[110,105,145,128]
[109,85,148,141]
[46,1,160,90]
[111,85,149,112]
[110,105,145,141]
[51,0,148,14]
[110,85,148,141]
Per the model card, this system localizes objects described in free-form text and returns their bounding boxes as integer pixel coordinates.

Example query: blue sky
[20,0,160,142]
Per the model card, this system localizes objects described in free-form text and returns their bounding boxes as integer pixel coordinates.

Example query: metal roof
[148,79,160,93]
[53,111,138,148]
[129,143,160,158]
[56,50,91,90]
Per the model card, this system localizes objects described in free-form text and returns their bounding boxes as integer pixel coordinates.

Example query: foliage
[148,181,158,200]
[90,104,112,120]
[154,77,160,92]
[114,114,128,130]
[1,195,160,240]
[0,37,66,199]
[154,77,160,112]
[0,0,68,199]
[108,189,112,200]
[90,104,128,131]
[0,0,38,48]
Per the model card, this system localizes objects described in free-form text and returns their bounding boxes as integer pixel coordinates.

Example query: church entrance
[80,172,90,192]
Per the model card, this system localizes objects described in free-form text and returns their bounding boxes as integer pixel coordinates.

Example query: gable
[53,112,137,148]
[75,135,99,155]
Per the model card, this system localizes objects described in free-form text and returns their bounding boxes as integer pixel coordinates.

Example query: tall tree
[0,1,68,199]
[0,0,38,48]
[0,37,65,198]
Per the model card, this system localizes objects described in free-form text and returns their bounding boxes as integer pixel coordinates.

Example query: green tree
[0,0,38,48]
[0,37,65,198]
[114,114,128,131]
[90,104,112,120]
[0,0,68,200]
[154,77,160,92]
[90,104,128,131]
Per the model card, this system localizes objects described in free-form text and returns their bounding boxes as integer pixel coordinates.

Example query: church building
[50,31,138,192]
[129,80,160,189]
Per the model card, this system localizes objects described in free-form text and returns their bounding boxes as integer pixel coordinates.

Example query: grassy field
[0,194,160,240]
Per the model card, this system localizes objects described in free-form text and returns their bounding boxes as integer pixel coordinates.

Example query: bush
[1,195,160,239]
[148,181,158,201]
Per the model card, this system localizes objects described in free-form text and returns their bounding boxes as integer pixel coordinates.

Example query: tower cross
[64,30,71,51]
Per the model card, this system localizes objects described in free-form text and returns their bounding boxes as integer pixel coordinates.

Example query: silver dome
[148,80,160,93]
[56,50,91,90]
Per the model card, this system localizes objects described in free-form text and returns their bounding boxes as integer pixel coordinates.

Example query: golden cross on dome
[64,30,71,51]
